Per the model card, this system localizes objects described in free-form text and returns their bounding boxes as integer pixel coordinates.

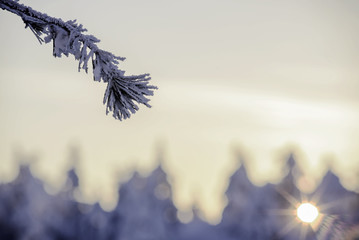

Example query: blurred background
[1,0,359,228]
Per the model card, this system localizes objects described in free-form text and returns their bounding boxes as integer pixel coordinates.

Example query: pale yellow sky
[1,0,359,223]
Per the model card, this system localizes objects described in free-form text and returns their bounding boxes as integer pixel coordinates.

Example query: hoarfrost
[0,0,157,120]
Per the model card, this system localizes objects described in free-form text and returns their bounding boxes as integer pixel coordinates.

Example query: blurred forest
[0,150,358,240]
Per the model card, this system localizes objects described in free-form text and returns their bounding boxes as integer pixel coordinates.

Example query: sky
[1,0,359,223]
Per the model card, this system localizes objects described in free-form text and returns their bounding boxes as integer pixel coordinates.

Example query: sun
[296,203,319,223]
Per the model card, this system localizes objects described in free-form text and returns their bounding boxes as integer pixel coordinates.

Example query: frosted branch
[0,0,157,120]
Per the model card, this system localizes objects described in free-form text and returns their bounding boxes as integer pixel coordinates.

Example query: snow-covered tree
[220,159,279,239]
[0,0,157,120]
[115,165,179,240]
[314,168,359,222]
[177,205,220,240]
[0,163,55,240]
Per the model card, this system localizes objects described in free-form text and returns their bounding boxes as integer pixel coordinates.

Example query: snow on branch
[0,0,157,120]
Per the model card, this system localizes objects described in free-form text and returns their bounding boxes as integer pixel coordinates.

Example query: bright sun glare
[297,203,319,223]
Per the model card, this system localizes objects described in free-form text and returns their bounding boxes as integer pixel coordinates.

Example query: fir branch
[0,0,157,120]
